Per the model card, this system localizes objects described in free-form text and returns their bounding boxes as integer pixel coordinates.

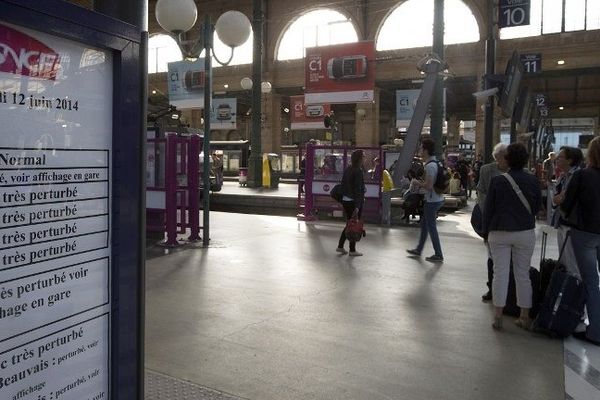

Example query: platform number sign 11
[521,54,542,73]
[499,0,531,28]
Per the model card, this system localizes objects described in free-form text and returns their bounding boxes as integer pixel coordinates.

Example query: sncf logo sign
[0,24,60,80]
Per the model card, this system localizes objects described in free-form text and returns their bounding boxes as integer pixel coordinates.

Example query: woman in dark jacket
[551,146,583,277]
[337,150,366,256]
[483,143,541,331]
[561,137,600,346]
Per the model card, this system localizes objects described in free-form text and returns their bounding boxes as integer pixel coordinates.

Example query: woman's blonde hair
[588,137,600,168]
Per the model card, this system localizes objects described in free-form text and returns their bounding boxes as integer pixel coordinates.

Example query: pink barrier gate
[146,133,201,246]
[298,144,382,223]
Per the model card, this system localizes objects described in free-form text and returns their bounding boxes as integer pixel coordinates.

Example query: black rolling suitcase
[539,232,562,296]
[503,265,541,318]
[533,232,586,338]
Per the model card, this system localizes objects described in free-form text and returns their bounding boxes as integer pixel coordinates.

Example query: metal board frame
[0,1,144,399]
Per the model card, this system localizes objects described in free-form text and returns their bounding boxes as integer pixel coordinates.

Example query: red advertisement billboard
[290,95,331,130]
[304,41,375,104]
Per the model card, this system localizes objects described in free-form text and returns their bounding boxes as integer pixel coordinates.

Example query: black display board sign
[521,53,542,73]
[499,0,531,28]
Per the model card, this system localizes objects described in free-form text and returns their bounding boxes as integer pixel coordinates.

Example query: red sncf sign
[0,23,61,80]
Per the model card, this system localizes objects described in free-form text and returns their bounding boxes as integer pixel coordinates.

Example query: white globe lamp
[215,11,252,48]
[240,77,253,90]
[261,81,272,94]
[155,0,198,33]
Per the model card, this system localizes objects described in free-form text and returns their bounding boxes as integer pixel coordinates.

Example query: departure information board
[0,21,112,400]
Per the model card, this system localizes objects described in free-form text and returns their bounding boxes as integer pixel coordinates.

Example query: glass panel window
[565,0,586,31]
[303,26,317,51]
[588,1,600,30]
[376,0,479,50]
[277,10,359,61]
[148,34,182,73]
[542,0,563,34]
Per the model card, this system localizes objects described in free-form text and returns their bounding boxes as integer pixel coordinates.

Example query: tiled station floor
[144,207,597,400]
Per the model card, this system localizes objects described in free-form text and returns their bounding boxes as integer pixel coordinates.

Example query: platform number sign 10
[499,0,531,28]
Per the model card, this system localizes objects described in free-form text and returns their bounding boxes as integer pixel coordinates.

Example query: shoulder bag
[502,173,532,214]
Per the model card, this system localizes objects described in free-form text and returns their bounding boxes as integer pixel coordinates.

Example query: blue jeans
[571,228,600,341]
[416,201,443,257]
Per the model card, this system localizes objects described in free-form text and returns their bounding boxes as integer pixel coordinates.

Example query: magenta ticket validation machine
[0,1,144,399]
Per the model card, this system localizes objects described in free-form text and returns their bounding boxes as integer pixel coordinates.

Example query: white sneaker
[349,251,363,257]
[336,247,348,254]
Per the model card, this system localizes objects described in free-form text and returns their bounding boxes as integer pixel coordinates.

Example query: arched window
[376,0,480,50]
[201,31,253,67]
[148,32,253,74]
[148,34,182,73]
[500,0,600,39]
[276,9,359,61]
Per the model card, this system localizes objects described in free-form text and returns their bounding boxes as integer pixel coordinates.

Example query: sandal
[492,317,503,331]
[514,318,532,331]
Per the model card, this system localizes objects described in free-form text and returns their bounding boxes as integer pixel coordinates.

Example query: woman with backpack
[336,150,366,257]
[482,143,541,331]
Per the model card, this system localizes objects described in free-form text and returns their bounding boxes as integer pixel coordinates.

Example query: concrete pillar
[475,98,485,157]
[190,109,203,128]
[261,93,282,154]
[354,89,380,146]
[248,0,264,187]
[446,115,461,150]
[431,0,445,158]
[475,76,501,156]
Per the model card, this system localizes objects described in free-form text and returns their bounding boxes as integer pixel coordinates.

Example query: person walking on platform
[476,143,508,302]
[406,138,444,263]
[483,143,541,331]
[561,137,600,346]
[337,150,366,257]
[457,153,471,197]
[472,154,483,188]
[551,146,584,277]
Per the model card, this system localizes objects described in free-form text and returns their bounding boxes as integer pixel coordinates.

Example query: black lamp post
[155,0,251,247]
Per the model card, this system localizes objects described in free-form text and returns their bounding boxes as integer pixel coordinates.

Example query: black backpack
[330,184,343,203]
[427,160,450,194]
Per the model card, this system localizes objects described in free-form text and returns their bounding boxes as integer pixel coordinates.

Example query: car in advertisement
[184,70,205,91]
[217,103,232,120]
[327,55,368,80]
[305,105,324,118]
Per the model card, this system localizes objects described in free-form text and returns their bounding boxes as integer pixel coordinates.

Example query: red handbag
[345,218,364,242]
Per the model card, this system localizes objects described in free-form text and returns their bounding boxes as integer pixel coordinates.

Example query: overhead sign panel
[499,0,531,28]
[304,41,375,104]
[396,89,446,128]
[290,95,331,130]
[210,98,237,130]
[520,53,542,73]
[168,59,205,109]
[396,90,421,122]
[0,20,113,400]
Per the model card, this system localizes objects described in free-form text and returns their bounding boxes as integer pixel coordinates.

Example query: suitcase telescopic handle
[541,232,547,260]
[557,230,571,264]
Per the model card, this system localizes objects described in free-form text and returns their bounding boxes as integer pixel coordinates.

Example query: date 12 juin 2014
[0,90,79,111]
